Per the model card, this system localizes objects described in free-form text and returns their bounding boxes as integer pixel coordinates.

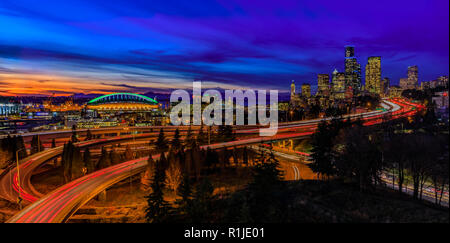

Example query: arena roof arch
[88,93,158,105]
[86,93,159,111]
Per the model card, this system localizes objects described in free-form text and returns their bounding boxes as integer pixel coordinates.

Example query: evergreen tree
[308,120,338,180]
[96,146,111,170]
[145,158,172,223]
[61,142,73,183]
[71,145,84,179]
[175,173,193,219]
[155,128,168,153]
[171,128,182,151]
[141,154,156,190]
[246,148,285,222]
[30,135,43,155]
[83,147,94,173]
[184,126,195,148]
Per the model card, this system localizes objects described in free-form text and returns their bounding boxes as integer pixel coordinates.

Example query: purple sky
[0,0,448,96]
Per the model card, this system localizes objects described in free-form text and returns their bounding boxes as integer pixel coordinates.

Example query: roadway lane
[0,132,171,204]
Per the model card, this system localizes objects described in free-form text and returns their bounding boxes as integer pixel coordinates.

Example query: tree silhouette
[175,173,193,220]
[96,146,111,170]
[30,135,43,155]
[145,157,172,223]
[308,120,339,180]
[184,126,195,148]
[246,147,284,222]
[334,125,382,191]
[83,147,94,174]
[71,125,79,143]
[170,128,182,151]
[155,128,168,153]
[141,154,156,191]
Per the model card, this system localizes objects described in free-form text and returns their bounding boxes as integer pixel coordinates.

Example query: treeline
[60,142,142,183]
[145,142,287,223]
[142,126,253,191]
[308,111,449,205]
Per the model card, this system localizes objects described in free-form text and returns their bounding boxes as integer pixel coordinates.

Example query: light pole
[15,147,26,210]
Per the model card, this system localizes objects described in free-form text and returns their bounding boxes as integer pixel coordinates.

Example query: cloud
[0,0,448,96]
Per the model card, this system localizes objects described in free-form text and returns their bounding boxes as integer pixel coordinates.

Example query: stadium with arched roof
[86,93,159,111]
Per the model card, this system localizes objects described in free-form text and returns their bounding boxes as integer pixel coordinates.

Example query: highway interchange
[2,98,440,223]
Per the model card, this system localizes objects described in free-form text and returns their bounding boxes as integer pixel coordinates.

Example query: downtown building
[317,74,330,97]
[331,68,346,99]
[301,83,311,98]
[289,80,310,107]
[344,45,362,94]
[380,77,390,97]
[316,74,330,107]
[365,56,382,95]
[290,80,301,105]
[399,66,419,90]
[422,75,450,89]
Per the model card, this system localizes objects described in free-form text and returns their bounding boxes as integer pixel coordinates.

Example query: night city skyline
[0,0,448,230]
[0,0,449,96]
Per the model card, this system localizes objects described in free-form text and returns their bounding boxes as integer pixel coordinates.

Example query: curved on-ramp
[0,132,168,204]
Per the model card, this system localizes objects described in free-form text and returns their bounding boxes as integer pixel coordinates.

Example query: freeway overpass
[6,99,422,223]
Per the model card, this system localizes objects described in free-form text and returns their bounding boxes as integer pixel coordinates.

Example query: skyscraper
[301,83,311,98]
[331,68,345,99]
[399,66,419,90]
[290,80,296,99]
[344,46,362,93]
[289,80,301,105]
[365,56,381,95]
[317,74,330,96]
[407,65,418,89]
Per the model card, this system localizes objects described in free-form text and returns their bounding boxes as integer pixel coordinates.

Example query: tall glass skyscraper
[365,56,382,95]
[344,45,361,93]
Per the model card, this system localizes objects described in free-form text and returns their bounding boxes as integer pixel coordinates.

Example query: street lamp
[15,147,27,210]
